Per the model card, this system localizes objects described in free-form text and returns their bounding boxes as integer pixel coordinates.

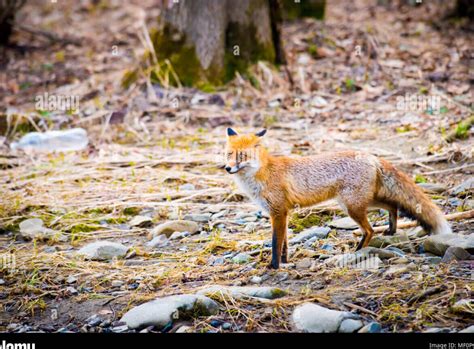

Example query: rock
[86,314,103,327]
[441,246,473,263]
[208,256,226,266]
[244,223,258,233]
[328,217,358,230]
[355,247,399,260]
[289,227,331,245]
[358,322,381,333]
[197,285,286,300]
[129,215,153,228]
[451,299,473,315]
[232,253,251,264]
[423,327,451,333]
[297,53,311,65]
[250,276,262,284]
[175,325,193,333]
[450,178,474,196]
[222,322,232,330]
[179,183,195,191]
[385,264,412,276]
[18,218,65,242]
[111,325,129,333]
[424,256,442,264]
[150,220,199,238]
[66,276,77,284]
[338,319,364,333]
[145,235,169,248]
[169,231,190,240]
[423,234,474,256]
[417,182,447,194]
[120,295,219,330]
[111,280,124,288]
[65,286,78,295]
[406,226,428,239]
[369,232,410,250]
[77,241,128,261]
[183,213,211,223]
[459,325,474,333]
[292,303,353,333]
[296,258,313,269]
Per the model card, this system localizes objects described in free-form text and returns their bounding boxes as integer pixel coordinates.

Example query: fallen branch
[15,23,82,46]
[407,285,447,305]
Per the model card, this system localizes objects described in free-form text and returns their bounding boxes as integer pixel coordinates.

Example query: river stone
[289,227,330,245]
[459,325,474,333]
[369,232,410,250]
[355,247,399,260]
[129,215,153,228]
[197,285,286,300]
[183,213,212,223]
[358,322,382,333]
[77,241,128,260]
[292,303,353,333]
[338,319,364,333]
[450,178,474,196]
[149,220,199,238]
[145,235,169,248]
[19,218,65,242]
[231,253,251,264]
[328,217,358,230]
[417,182,447,194]
[441,246,473,263]
[423,234,474,256]
[120,294,219,330]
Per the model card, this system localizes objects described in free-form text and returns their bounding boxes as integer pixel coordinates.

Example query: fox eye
[227,152,233,159]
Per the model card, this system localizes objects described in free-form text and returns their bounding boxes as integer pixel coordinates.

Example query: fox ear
[227,128,238,137]
[255,129,267,137]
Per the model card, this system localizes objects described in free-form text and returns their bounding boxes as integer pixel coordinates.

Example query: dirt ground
[0,0,472,333]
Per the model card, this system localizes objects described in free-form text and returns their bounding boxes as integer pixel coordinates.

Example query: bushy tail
[376,159,452,235]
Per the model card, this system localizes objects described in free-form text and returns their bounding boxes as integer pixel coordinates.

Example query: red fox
[224,128,451,269]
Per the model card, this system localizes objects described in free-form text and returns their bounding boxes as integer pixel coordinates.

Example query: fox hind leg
[384,207,398,236]
[347,208,374,251]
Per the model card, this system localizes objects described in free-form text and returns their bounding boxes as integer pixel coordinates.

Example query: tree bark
[152,0,283,87]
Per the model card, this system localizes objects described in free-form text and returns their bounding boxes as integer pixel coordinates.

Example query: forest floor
[0,0,473,333]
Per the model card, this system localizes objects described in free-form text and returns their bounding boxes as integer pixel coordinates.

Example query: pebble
[179,183,195,191]
[250,276,262,284]
[292,303,355,333]
[183,213,212,223]
[358,322,381,333]
[146,235,169,248]
[232,253,251,264]
[338,319,364,333]
[149,220,199,238]
[77,241,128,261]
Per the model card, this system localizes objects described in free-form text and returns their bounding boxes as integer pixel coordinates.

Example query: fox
[224,128,452,269]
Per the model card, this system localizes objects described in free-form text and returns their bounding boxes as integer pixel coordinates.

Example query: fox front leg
[269,212,288,269]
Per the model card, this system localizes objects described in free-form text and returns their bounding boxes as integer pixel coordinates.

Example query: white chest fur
[233,171,269,213]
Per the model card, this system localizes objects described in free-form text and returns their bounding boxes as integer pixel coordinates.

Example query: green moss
[289,213,331,233]
[282,0,326,20]
[224,21,276,82]
[150,24,224,87]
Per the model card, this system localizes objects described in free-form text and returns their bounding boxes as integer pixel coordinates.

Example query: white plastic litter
[11,128,88,153]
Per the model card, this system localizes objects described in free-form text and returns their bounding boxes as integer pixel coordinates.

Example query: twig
[15,23,82,46]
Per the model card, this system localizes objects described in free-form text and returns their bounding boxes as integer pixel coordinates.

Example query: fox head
[224,128,267,174]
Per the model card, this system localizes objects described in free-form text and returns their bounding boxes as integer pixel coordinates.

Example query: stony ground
[0,0,473,333]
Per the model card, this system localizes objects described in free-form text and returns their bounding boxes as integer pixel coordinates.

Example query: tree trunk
[280,0,326,20]
[152,0,283,88]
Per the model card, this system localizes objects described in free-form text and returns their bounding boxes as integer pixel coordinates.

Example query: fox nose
[225,166,232,173]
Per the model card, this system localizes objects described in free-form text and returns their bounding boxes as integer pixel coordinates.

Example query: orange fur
[225,129,451,269]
